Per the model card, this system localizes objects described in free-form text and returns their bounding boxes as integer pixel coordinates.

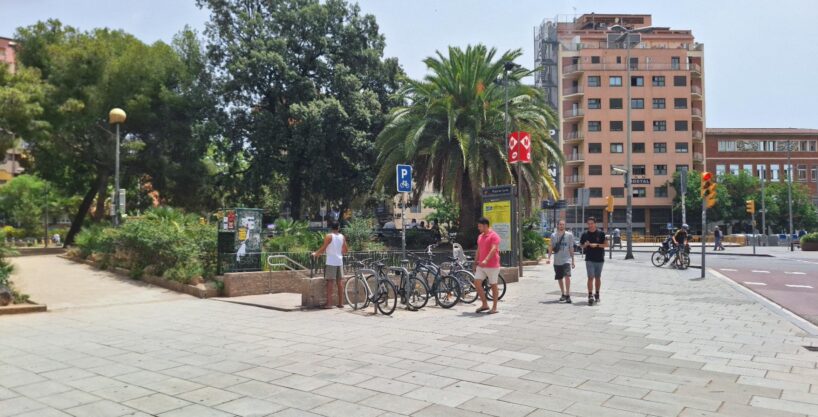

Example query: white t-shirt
[325,233,345,266]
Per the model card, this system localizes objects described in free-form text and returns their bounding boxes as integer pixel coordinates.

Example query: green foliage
[1,226,26,240]
[375,45,561,244]
[263,219,324,252]
[344,218,385,251]
[801,232,818,244]
[74,207,216,282]
[522,214,546,260]
[0,174,73,238]
[0,64,51,148]
[0,233,16,289]
[422,195,459,227]
[198,0,404,218]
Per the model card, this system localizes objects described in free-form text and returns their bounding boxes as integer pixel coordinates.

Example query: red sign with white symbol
[508,131,531,164]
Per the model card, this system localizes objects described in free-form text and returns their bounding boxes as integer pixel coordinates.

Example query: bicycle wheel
[435,275,461,309]
[679,253,690,270]
[344,275,369,310]
[405,276,430,310]
[651,250,666,267]
[454,270,478,304]
[375,279,398,315]
[485,274,507,301]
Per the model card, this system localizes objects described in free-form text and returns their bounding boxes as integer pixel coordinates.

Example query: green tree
[0,65,51,154]
[718,171,762,228]
[422,195,459,228]
[0,174,64,237]
[197,0,404,218]
[375,45,561,243]
[14,21,216,244]
[762,182,818,233]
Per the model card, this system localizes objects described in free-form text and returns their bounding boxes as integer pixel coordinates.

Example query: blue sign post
[396,164,412,258]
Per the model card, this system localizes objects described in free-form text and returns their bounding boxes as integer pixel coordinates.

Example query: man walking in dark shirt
[579,217,607,306]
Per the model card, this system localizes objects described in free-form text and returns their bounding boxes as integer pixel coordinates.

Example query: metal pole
[114,123,121,227]
[624,34,634,260]
[701,200,706,279]
[752,211,756,255]
[44,182,49,248]
[787,139,794,251]
[761,167,766,240]
[401,193,406,259]
[681,194,686,225]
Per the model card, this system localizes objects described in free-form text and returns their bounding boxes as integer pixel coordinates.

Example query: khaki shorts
[325,265,343,280]
[475,267,500,285]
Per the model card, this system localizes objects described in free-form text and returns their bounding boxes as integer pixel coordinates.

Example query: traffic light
[701,171,717,208]
[745,200,755,214]
[606,195,615,213]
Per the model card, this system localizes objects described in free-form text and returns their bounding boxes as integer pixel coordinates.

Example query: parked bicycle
[408,251,461,308]
[445,243,506,302]
[344,259,398,315]
[388,261,430,311]
[651,237,690,269]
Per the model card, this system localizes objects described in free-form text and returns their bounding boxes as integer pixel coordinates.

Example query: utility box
[217,208,264,274]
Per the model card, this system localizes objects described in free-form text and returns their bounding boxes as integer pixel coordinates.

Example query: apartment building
[0,36,16,74]
[535,14,704,234]
[705,128,818,207]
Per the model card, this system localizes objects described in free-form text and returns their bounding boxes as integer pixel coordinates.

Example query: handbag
[552,232,566,254]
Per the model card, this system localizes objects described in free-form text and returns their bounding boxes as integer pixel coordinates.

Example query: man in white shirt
[312,222,348,309]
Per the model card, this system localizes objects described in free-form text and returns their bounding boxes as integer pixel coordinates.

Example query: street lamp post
[109,108,127,227]
[502,61,524,276]
[786,139,794,251]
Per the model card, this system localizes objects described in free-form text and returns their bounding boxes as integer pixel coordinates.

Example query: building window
[671,56,681,70]
[588,165,602,176]
[653,120,667,132]
[633,143,645,153]
[588,121,602,131]
[730,164,740,175]
[587,76,601,87]
[743,164,752,175]
[588,98,601,109]
[652,76,665,86]
[609,98,623,109]
[654,143,667,153]
[676,164,689,173]
[771,164,780,180]
[652,98,666,109]
[757,164,767,180]
[588,143,602,153]
[633,187,647,198]
[674,120,688,131]
[716,164,726,177]
[629,57,638,70]
[632,121,645,131]
[655,186,669,198]
[633,165,646,175]
[591,56,601,64]
[674,98,688,109]
[798,164,808,181]
[612,187,625,198]
[589,187,603,198]
[611,143,624,153]
[631,98,644,109]
[631,76,644,87]
[609,121,623,132]
[811,166,818,182]
[655,165,668,175]
[609,76,622,87]
[675,142,689,153]
[674,75,687,86]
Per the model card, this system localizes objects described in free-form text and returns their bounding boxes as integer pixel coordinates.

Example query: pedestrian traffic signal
[701,172,717,208]
[606,195,615,213]
[746,200,755,214]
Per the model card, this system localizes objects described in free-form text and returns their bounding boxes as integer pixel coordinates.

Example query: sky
[2,0,818,129]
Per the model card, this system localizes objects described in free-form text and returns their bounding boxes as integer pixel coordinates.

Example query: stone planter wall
[801,241,818,251]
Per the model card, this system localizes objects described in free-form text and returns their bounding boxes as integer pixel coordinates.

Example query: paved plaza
[2,256,818,417]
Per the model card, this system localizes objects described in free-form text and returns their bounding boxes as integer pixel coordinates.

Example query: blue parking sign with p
[396,164,412,193]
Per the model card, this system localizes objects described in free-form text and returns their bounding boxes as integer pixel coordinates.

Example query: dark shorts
[585,261,604,278]
[553,264,571,280]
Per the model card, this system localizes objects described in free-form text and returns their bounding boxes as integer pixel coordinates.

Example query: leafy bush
[801,232,818,244]
[1,226,26,240]
[344,218,385,251]
[264,219,323,252]
[523,229,546,260]
[74,225,119,259]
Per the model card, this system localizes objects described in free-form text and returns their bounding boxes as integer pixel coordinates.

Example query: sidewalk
[0,258,816,417]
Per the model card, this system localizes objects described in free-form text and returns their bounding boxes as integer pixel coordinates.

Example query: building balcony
[564,175,585,185]
[691,108,703,120]
[563,109,584,120]
[690,63,702,77]
[565,152,584,163]
[562,64,583,78]
[691,85,703,99]
[693,152,704,163]
[692,130,703,141]
[564,131,584,143]
[562,85,584,98]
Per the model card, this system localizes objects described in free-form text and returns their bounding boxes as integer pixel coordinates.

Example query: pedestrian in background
[546,220,575,304]
[312,222,348,309]
[714,226,725,251]
[580,217,607,306]
[474,217,501,314]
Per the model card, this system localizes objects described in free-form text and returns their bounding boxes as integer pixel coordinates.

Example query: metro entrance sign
[508,131,531,164]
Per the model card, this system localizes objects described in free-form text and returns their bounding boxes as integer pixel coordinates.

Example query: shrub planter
[801,241,818,251]
[0,302,47,315]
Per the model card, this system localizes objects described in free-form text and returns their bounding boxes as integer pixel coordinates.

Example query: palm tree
[375,45,562,244]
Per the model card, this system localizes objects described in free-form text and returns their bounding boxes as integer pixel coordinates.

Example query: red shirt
[477,230,501,268]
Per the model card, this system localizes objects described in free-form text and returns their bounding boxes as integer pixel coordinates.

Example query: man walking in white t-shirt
[312,222,348,309]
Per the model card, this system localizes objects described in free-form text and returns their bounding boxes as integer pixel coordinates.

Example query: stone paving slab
[1,257,817,417]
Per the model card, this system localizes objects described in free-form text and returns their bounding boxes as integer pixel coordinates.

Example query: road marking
[743,282,767,286]
[720,268,738,272]
[796,260,818,265]
[751,270,770,273]
[786,284,813,289]
[785,272,807,275]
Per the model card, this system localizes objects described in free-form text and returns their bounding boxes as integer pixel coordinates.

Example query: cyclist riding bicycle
[668,224,689,267]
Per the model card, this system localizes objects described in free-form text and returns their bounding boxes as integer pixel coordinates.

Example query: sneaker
[565,296,572,304]
[594,293,600,304]
[588,295,594,306]
[558,294,567,302]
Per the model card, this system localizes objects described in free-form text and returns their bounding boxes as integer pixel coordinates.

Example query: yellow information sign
[482,200,511,251]
[238,227,247,241]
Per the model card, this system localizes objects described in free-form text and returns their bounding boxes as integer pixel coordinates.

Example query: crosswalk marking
[784,271,806,275]
[785,284,813,289]
[720,268,738,272]
[751,270,770,273]
[743,282,767,286]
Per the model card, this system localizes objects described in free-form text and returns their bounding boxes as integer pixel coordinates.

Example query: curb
[608,249,773,257]
[708,268,818,336]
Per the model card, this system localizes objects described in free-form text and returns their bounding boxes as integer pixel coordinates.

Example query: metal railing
[566,152,584,162]
[691,85,703,96]
[693,152,704,162]
[564,131,585,142]
[692,130,703,140]
[563,41,704,52]
[563,109,584,118]
[692,108,703,117]
[563,62,702,72]
[564,174,585,184]
[563,85,583,95]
